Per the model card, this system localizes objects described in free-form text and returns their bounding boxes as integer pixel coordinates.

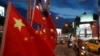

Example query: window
[0,6,5,17]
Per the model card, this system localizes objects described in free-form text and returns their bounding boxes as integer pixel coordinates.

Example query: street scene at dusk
[0,0,100,56]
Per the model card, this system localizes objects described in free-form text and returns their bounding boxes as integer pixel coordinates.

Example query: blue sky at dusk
[0,0,98,19]
[0,0,98,27]
[50,0,98,19]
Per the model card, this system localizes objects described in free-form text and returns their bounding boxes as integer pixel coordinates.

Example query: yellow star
[42,17,46,24]
[50,29,54,32]
[14,18,25,31]
[35,30,38,34]
[43,17,46,21]
[24,37,28,42]
[40,31,43,35]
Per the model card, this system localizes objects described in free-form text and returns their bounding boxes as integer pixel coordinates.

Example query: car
[86,39,100,54]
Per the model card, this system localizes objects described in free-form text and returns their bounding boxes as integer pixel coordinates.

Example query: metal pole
[27,0,32,24]
[46,0,50,11]
[31,0,36,26]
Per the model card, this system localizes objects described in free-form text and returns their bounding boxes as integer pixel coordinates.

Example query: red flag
[32,7,46,25]
[35,26,56,49]
[33,6,57,39]
[46,14,58,39]
[1,2,56,56]
[32,7,57,49]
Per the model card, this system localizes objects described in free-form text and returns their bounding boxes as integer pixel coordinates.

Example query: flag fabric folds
[1,2,56,56]
[35,26,56,49]
[32,7,57,49]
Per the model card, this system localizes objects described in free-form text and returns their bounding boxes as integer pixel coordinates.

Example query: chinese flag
[32,7,57,49]
[46,14,57,40]
[32,7,46,25]
[33,7,57,39]
[1,2,56,56]
[35,26,56,49]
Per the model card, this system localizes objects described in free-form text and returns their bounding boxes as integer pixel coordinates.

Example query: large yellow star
[14,18,25,31]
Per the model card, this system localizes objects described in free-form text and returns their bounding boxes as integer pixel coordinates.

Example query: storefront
[76,13,99,41]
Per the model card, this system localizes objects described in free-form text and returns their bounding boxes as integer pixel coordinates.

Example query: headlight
[81,51,86,55]
[81,52,85,55]
[82,46,85,49]
[69,43,72,46]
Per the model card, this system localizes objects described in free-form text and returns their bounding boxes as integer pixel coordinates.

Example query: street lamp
[44,0,47,2]
[56,16,59,20]
[65,23,68,27]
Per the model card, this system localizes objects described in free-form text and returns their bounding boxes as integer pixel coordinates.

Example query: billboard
[80,14,93,22]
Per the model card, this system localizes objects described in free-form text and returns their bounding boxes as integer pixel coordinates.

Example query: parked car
[86,39,100,54]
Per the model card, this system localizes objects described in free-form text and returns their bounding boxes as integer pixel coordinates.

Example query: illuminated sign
[0,6,5,17]
[80,14,93,22]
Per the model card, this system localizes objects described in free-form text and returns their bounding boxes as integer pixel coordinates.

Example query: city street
[0,0,100,56]
[55,43,75,56]
[55,41,100,56]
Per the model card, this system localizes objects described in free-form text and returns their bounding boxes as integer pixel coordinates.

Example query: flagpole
[27,0,32,24]
[31,0,36,26]
[46,0,50,11]
[1,1,11,56]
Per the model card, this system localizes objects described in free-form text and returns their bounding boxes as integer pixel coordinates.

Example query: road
[55,41,100,56]
[55,42,76,56]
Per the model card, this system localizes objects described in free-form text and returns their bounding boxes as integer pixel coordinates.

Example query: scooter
[80,46,87,56]
[67,40,73,48]
[60,38,65,45]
